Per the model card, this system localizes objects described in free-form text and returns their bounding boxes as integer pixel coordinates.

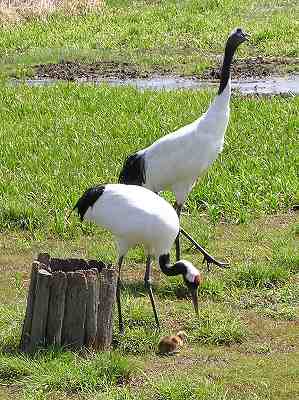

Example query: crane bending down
[119,28,249,269]
[72,183,203,333]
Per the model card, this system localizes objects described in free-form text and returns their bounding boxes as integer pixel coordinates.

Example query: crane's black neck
[218,42,237,95]
[159,254,187,277]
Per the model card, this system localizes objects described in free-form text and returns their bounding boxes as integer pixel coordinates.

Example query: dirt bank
[35,56,298,82]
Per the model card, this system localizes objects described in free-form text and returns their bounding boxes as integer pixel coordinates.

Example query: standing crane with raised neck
[119,28,249,269]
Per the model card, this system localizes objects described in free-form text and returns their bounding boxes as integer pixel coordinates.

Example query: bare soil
[34,56,299,82]
[202,56,299,79]
[35,60,151,81]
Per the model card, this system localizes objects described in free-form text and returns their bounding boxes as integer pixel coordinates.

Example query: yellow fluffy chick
[157,331,187,355]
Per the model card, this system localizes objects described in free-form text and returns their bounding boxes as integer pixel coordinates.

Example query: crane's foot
[180,227,229,270]
[202,253,228,272]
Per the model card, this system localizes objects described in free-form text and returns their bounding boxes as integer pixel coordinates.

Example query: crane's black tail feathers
[72,185,105,221]
[118,152,146,186]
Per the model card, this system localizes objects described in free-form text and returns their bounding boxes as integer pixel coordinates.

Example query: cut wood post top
[35,253,110,274]
[38,269,52,277]
[37,253,50,266]
[85,268,99,278]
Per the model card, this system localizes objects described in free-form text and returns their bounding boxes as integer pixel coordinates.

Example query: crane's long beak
[190,287,199,317]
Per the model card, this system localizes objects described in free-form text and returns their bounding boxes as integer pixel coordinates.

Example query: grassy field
[0,82,298,400]
[0,84,297,237]
[0,1,298,399]
[0,212,298,399]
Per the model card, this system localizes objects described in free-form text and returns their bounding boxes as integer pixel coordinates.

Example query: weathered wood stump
[20,253,117,353]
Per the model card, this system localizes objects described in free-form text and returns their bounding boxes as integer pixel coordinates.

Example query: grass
[228,263,292,289]
[0,83,297,238]
[0,0,298,78]
[257,305,297,321]
[0,81,297,399]
[185,305,247,345]
[0,212,298,399]
[152,377,227,400]
[0,350,135,396]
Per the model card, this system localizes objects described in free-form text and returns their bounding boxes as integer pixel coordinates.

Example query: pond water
[11,74,299,95]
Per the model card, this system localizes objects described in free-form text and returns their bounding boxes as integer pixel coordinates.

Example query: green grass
[0,215,298,399]
[152,377,227,400]
[257,305,297,321]
[0,83,297,237]
[0,0,298,77]
[185,305,247,345]
[227,263,292,289]
[0,304,24,351]
[0,350,135,396]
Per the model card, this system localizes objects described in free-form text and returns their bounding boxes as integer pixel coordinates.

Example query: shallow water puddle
[231,76,299,95]
[11,74,299,95]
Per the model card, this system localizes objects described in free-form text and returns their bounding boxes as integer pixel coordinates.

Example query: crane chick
[158,331,188,356]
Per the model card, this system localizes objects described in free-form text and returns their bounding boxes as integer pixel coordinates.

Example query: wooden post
[46,271,67,346]
[21,255,117,353]
[20,261,41,352]
[85,269,99,347]
[96,267,117,350]
[62,271,88,349]
[37,253,50,267]
[30,268,52,352]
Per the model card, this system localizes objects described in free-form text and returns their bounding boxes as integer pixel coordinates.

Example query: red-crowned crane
[72,183,203,333]
[119,28,249,269]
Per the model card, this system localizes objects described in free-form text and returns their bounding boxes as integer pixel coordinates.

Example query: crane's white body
[83,184,179,257]
[140,83,231,204]
[75,183,202,329]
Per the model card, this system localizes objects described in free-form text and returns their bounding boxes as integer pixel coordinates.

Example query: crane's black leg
[116,256,125,334]
[174,204,183,261]
[144,256,160,329]
[179,228,229,270]
[174,202,229,270]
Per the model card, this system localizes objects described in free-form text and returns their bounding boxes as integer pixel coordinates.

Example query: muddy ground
[35,56,298,81]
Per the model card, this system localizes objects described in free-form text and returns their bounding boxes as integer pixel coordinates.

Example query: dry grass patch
[0,0,104,25]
